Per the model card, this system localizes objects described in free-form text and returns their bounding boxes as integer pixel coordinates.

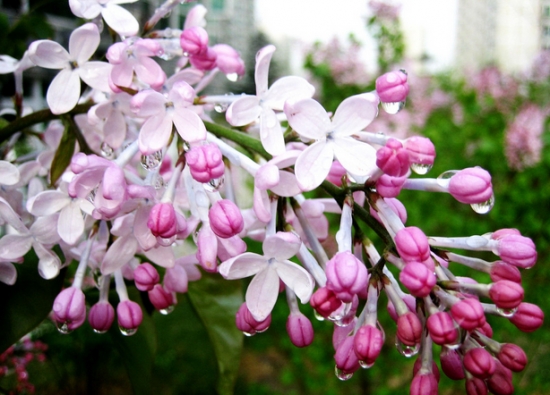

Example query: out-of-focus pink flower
[180,26,209,56]
[505,104,546,171]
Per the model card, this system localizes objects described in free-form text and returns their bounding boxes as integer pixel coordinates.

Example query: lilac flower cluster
[0,1,544,394]
[0,337,47,394]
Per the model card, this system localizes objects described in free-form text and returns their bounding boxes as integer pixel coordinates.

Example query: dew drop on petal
[226,73,239,82]
[159,306,175,315]
[214,103,229,113]
[93,328,108,334]
[395,338,420,358]
[243,331,256,337]
[100,142,114,159]
[359,360,374,369]
[56,322,71,334]
[470,194,495,214]
[335,366,354,381]
[256,326,270,334]
[141,150,163,170]
[313,310,325,321]
[119,326,137,336]
[496,306,518,318]
[381,101,405,114]
[410,163,433,175]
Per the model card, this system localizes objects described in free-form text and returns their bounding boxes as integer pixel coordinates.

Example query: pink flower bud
[235,302,271,334]
[212,44,245,76]
[397,311,422,346]
[286,312,314,348]
[399,262,436,297]
[370,197,408,225]
[489,280,524,309]
[133,263,160,291]
[487,360,514,395]
[395,226,432,266]
[375,173,407,197]
[412,358,440,382]
[334,335,360,375]
[496,234,537,269]
[148,284,174,311]
[53,287,86,331]
[478,321,493,338]
[450,298,486,331]
[404,136,436,167]
[448,167,493,204]
[375,70,409,103]
[426,311,458,346]
[376,138,410,177]
[490,228,521,239]
[88,302,115,333]
[196,225,218,272]
[189,47,217,70]
[465,377,488,395]
[410,372,438,395]
[163,265,189,293]
[186,143,225,183]
[208,199,244,239]
[180,26,209,56]
[490,261,521,284]
[117,300,143,333]
[325,251,368,303]
[148,203,178,239]
[440,348,465,380]
[310,287,342,318]
[353,325,383,365]
[509,302,544,332]
[463,348,496,379]
[497,343,527,372]
[327,161,346,186]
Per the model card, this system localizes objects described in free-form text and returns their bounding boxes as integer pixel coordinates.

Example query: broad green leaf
[109,286,157,395]
[187,273,243,395]
[0,249,65,353]
[50,118,76,186]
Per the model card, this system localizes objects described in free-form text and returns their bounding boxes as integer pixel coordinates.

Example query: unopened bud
[286,312,314,347]
[448,167,493,204]
[463,348,496,379]
[375,70,409,103]
[133,263,160,291]
[376,138,410,177]
[53,287,86,332]
[209,199,244,239]
[88,302,115,333]
[325,251,368,303]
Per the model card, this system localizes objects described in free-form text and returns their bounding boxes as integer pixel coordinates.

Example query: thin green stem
[203,121,271,160]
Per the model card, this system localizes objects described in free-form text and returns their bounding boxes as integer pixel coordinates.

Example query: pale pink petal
[79,61,112,92]
[134,205,157,251]
[218,252,266,279]
[332,137,377,177]
[131,89,165,117]
[58,201,85,245]
[47,69,80,114]
[29,190,70,216]
[143,245,175,268]
[253,187,272,223]
[111,61,134,88]
[30,215,60,245]
[134,57,166,88]
[246,265,279,321]
[102,3,139,37]
[0,161,19,186]
[225,96,261,126]
[263,76,315,110]
[295,141,334,191]
[138,114,173,155]
[259,108,285,156]
[28,40,69,69]
[184,4,207,29]
[285,98,331,140]
[34,242,61,279]
[103,109,127,149]
[169,81,195,108]
[69,23,100,65]
[255,45,276,97]
[263,233,301,261]
[0,197,28,234]
[166,68,204,86]
[270,170,301,197]
[69,0,102,19]
[101,234,138,274]
[0,234,32,260]
[172,109,206,143]
[0,55,18,74]
[332,95,378,136]
[110,213,134,237]
[275,260,314,304]
[0,262,17,285]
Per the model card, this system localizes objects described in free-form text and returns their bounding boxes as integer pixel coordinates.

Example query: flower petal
[34,242,61,279]
[138,114,173,155]
[259,108,285,156]
[30,215,60,245]
[143,245,175,268]
[255,45,276,97]
[58,200,85,245]
[263,76,315,110]
[172,109,206,143]
[0,197,28,234]
[102,3,139,37]
[275,260,314,304]
[270,170,301,197]
[101,234,138,274]
[246,265,279,321]
[47,69,81,114]
[28,40,69,69]
[69,0,102,19]
[284,98,331,140]
[219,252,266,279]
[295,141,333,191]
[225,95,261,126]
[332,95,378,136]
[263,233,301,261]
[252,187,272,223]
[333,137,377,177]
[69,23,100,65]
[28,190,70,216]
[0,161,20,186]
[0,234,32,260]
[79,61,112,92]
[0,262,17,285]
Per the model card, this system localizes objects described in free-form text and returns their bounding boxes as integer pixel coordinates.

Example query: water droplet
[158,236,175,247]
[470,194,495,214]
[376,321,386,342]
[153,174,166,190]
[192,228,200,244]
[445,342,461,350]
[359,360,374,369]
[226,73,239,82]
[56,322,71,334]
[87,188,97,203]
[496,306,517,318]
[158,51,176,61]
[410,163,433,175]
[93,328,108,334]
[335,366,354,381]
[243,330,256,337]
[203,177,224,192]
[436,170,458,186]
[313,310,325,321]
[141,150,163,170]
[92,270,101,289]
[182,51,189,57]
[159,305,175,315]
[381,101,405,114]
[256,326,270,334]
[119,326,137,336]
[100,142,114,159]
[214,102,229,113]
[395,338,420,358]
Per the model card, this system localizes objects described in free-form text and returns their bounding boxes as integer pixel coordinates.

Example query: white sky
[254,0,458,73]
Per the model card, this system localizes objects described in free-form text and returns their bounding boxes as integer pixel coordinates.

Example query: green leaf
[0,249,65,353]
[187,273,243,395]
[109,286,157,395]
[50,118,76,186]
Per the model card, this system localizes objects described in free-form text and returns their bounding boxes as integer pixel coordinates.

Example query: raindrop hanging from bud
[410,163,433,175]
[56,322,71,334]
[141,150,163,170]
[470,195,495,214]
[226,72,239,82]
[381,100,406,114]
[100,142,114,159]
[334,367,354,381]
[119,326,137,336]
[395,338,420,357]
